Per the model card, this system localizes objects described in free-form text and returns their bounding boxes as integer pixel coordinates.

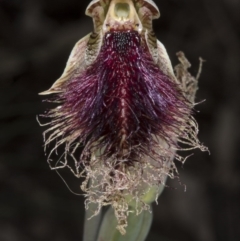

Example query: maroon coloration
[57,30,190,163]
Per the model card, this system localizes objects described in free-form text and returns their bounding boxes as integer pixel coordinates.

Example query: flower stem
[96,206,153,241]
[83,202,102,241]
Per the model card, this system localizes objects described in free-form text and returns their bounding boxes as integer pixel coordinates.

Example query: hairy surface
[48,31,190,162]
[40,30,206,233]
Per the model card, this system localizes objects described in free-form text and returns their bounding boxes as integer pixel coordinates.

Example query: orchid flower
[39,0,207,237]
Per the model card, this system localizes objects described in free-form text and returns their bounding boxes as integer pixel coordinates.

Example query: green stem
[96,206,153,241]
[83,202,102,241]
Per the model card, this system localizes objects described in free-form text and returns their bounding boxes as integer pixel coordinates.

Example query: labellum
[39,0,207,234]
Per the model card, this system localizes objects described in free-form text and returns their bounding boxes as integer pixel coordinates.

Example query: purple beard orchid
[39,0,207,234]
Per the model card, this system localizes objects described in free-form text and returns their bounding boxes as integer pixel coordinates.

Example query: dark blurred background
[0,0,239,240]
